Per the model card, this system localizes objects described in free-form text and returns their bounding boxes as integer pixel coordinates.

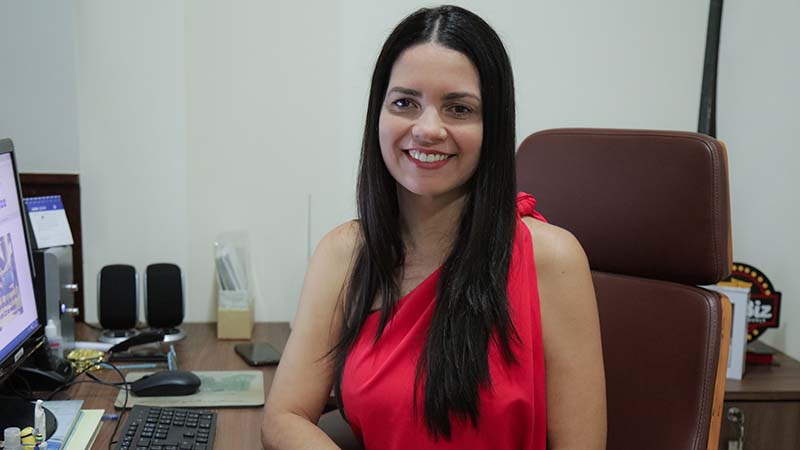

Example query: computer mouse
[129,370,201,397]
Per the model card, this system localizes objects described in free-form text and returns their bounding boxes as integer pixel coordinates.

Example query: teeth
[409,150,450,163]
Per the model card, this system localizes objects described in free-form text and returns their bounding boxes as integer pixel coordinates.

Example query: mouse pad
[114,370,264,409]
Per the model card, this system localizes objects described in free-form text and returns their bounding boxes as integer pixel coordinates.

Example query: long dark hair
[331,5,519,440]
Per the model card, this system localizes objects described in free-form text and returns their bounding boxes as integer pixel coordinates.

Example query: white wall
[507,0,708,134]
[74,0,189,324]
[184,0,341,322]
[0,1,80,173]
[718,0,800,359]
[2,1,797,359]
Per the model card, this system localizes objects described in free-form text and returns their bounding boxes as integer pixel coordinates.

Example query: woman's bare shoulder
[319,220,361,261]
[284,220,361,346]
[520,216,586,273]
[309,220,361,303]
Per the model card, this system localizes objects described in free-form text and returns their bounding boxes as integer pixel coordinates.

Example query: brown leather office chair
[516,128,732,450]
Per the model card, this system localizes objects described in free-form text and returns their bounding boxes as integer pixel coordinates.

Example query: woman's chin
[396,183,468,201]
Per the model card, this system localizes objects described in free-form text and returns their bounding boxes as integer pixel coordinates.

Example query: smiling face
[378,43,483,200]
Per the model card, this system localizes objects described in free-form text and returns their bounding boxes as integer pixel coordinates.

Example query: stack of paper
[215,244,248,291]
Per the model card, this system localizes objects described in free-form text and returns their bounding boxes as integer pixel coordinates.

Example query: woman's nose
[411,107,447,143]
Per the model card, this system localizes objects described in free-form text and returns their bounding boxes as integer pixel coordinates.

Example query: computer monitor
[0,138,48,427]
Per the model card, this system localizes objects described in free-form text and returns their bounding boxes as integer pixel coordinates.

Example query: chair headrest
[517,128,732,285]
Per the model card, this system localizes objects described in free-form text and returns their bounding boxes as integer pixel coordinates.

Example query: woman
[262,5,605,450]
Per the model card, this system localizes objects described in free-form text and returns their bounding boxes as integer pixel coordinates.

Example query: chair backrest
[517,128,732,450]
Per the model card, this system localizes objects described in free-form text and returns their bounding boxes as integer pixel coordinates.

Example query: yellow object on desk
[20,426,36,447]
[66,349,105,373]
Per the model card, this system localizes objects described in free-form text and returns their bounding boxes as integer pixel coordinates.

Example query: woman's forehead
[387,43,480,97]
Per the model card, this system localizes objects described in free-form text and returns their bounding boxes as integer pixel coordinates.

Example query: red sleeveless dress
[341,193,547,450]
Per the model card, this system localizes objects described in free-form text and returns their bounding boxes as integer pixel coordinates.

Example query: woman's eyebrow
[386,87,480,102]
[442,92,481,102]
[387,87,421,97]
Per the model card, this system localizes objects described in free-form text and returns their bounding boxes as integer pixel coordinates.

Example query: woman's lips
[404,149,454,169]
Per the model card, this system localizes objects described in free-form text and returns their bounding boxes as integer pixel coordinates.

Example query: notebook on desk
[62,409,103,450]
[114,370,264,408]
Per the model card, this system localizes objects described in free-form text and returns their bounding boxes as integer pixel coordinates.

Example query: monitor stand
[0,400,57,438]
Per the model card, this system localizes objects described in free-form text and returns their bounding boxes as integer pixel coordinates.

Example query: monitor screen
[0,144,40,379]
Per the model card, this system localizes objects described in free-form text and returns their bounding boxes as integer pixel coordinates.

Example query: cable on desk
[43,360,109,400]
[83,321,148,331]
[86,369,130,387]
[1,372,35,400]
[0,358,101,402]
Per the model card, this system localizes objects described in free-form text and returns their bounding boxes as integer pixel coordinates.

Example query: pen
[168,345,177,371]
[102,362,161,370]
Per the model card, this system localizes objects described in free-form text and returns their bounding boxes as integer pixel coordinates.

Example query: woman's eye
[391,98,414,109]
[448,105,473,117]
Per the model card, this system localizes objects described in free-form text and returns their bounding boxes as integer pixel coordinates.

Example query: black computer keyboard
[114,405,216,450]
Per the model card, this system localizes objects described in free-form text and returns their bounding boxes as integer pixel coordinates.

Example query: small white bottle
[3,427,22,450]
[45,319,63,361]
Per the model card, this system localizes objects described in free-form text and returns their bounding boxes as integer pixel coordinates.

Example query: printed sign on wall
[720,263,782,342]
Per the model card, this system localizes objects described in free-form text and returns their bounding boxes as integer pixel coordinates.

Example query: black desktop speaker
[145,263,185,340]
[98,264,138,332]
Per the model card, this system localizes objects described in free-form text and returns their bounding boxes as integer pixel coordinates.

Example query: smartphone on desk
[234,343,282,366]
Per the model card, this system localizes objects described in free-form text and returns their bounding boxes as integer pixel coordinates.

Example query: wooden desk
[719,347,800,449]
[69,324,799,449]
[71,322,290,450]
